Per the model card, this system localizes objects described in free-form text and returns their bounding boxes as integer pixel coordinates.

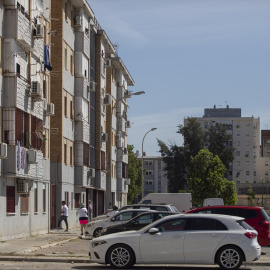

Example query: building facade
[139,155,169,198]
[188,106,261,184]
[0,0,134,240]
[0,0,52,240]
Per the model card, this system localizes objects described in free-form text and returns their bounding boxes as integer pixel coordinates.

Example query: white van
[139,193,192,213]
[203,198,224,207]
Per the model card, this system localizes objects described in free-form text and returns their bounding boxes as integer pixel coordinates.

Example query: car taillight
[245,232,257,239]
[259,221,270,226]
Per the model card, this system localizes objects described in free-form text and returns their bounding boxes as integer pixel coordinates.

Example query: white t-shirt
[62,205,68,216]
[107,210,118,217]
[76,208,88,218]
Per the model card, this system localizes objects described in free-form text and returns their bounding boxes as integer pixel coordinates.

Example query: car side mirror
[148,228,159,234]
[111,217,116,221]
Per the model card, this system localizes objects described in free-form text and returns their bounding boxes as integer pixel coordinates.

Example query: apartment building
[188,106,261,184]
[138,155,168,197]
[50,0,134,227]
[0,0,52,240]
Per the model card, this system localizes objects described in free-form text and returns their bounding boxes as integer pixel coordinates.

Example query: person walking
[76,203,88,235]
[57,201,68,232]
[88,200,93,221]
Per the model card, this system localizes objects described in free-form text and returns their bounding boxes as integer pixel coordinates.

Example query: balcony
[117,116,127,134]
[117,178,128,193]
[3,145,44,180]
[5,9,32,50]
[75,166,90,187]
[75,31,90,59]
[93,171,106,190]
[75,120,90,144]
[75,77,89,100]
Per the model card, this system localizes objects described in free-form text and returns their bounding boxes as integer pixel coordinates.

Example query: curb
[0,256,269,266]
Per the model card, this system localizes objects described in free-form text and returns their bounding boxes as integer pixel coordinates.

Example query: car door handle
[211,233,217,237]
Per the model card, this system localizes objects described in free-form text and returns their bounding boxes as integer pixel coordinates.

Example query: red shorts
[79,219,88,225]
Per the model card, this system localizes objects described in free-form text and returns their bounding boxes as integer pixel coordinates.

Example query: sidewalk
[0,228,269,266]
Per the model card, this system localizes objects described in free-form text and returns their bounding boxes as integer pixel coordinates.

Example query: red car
[187,205,270,246]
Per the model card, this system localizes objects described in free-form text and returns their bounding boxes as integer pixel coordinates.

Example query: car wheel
[107,244,135,269]
[216,245,243,270]
[93,228,103,238]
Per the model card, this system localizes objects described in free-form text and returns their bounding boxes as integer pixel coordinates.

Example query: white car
[89,213,261,270]
[85,209,153,238]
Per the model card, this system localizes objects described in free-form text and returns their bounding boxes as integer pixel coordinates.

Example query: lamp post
[141,128,157,199]
[107,90,145,209]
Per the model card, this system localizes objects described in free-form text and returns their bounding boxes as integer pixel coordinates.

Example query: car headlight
[92,240,107,248]
[102,228,107,233]
[86,223,93,228]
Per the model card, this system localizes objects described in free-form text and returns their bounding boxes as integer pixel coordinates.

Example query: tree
[188,149,237,205]
[177,117,205,158]
[208,123,235,173]
[127,145,142,204]
[157,139,187,192]
[247,185,256,206]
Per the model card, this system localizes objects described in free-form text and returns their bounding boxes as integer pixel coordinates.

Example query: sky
[87,0,270,156]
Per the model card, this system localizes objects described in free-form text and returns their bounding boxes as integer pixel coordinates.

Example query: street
[0,261,268,270]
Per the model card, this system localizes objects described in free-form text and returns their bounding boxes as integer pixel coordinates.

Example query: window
[246,161,250,166]
[246,133,250,137]
[114,211,133,221]
[265,171,269,176]
[21,194,29,213]
[146,171,153,176]
[75,193,80,208]
[265,161,269,167]
[237,141,240,146]
[237,133,240,136]
[246,141,250,146]
[134,213,155,224]
[64,141,67,164]
[71,192,74,210]
[70,144,73,166]
[6,186,15,213]
[154,218,186,232]
[146,180,153,186]
[246,171,250,176]
[101,150,105,170]
[34,182,38,213]
[64,3,68,21]
[83,143,90,167]
[65,191,69,207]
[65,45,67,69]
[43,184,46,212]
[64,95,67,117]
[236,151,240,156]
[186,218,227,231]
[70,100,73,120]
[70,52,73,75]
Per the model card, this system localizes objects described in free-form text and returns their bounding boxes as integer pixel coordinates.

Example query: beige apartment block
[187,106,261,184]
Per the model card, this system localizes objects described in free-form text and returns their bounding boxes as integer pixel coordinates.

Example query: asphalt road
[0,261,268,270]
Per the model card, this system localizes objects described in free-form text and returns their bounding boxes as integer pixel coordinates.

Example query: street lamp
[141,128,157,199]
[107,90,145,209]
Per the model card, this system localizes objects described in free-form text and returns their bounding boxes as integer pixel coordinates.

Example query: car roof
[187,205,263,213]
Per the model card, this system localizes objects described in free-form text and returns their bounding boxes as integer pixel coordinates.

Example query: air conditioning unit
[125,178,131,185]
[103,94,111,106]
[0,142,7,158]
[126,121,131,128]
[106,59,111,67]
[88,168,95,178]
[17,180,29,194]
[46,103,55,116]
[88,81,95,92]
[124,90,132,98]
[75,16,82,26]
[34,24,44,38]
[123,148,127,154]
[43,98,47,110]
[30,81,42,96]
[102,133,108,142]
[28,149,37,164]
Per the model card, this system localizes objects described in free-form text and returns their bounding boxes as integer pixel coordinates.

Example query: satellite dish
[36,0,44,12]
